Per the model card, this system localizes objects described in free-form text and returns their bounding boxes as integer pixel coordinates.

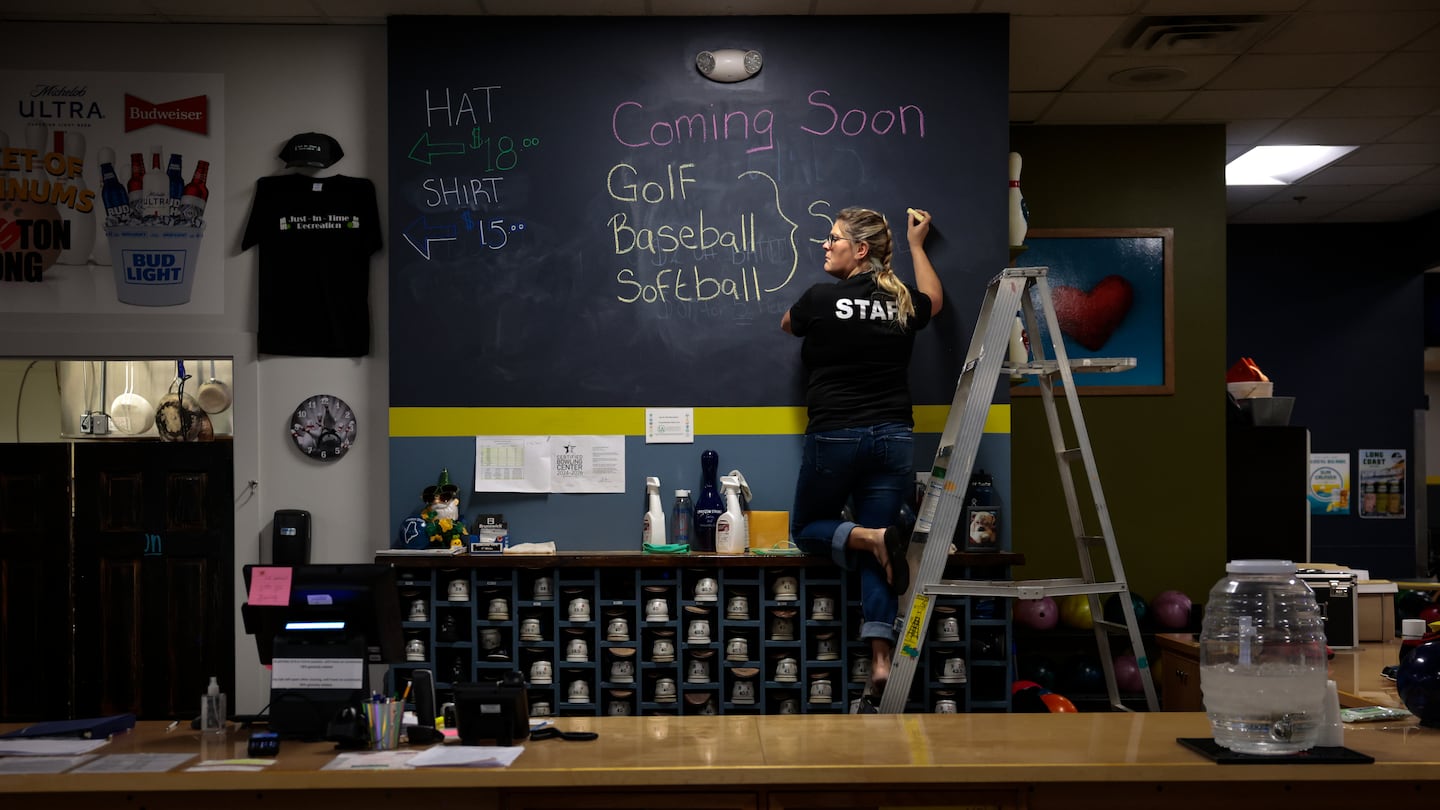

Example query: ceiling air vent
[1110,15,1285,55]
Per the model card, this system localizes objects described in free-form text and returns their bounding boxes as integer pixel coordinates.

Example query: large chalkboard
[388,15,1007,409]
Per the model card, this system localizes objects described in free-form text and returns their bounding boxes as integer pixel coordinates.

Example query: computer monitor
[241,564,405,739]
[241,563,405,666]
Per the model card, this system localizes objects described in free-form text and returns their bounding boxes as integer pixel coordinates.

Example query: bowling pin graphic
[22,120,49,183]
[17,122,65,276]
[1007,151,1028,247]
[90,145,115,265]
[56,130,96,265]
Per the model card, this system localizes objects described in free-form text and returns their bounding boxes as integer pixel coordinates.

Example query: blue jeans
[790,423,913,643]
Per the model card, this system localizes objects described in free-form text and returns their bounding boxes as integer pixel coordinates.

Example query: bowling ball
[1064,656,1104,694]
[1419,605,1440,628]
[1059,595,1094,629]
[1011,680,1049,713]
[1104,591,1149,628]
[1015,596,1059,630]
[1039,692,1078,713]
[1113,653,1144,694]
[1396,637,1440,728]
[1397,589,1432,619]
[1019,655,1059,691]
[1151,589,1193,630]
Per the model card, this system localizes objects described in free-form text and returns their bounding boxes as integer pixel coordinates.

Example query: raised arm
[907,208,942,317]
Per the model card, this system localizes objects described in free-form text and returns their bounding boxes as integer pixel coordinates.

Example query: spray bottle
[714,475,748,554]
[641,477,665,548]
[201,675,226,735]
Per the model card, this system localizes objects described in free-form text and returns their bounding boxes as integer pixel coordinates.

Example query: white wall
[1,22,391,713]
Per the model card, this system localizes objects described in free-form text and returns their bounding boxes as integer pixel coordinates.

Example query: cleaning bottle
[714,475,748,554]
[201,675,226,735]
[641,477,665,548]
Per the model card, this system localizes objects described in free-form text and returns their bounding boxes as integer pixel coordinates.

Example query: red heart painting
[1051,275,1134,351]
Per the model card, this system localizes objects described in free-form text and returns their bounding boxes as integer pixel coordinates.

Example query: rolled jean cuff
[829,521,857,568]
[860,619,896,644]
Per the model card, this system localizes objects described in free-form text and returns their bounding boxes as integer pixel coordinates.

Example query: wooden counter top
[376,549,1025,571]
[2,712,1434,802]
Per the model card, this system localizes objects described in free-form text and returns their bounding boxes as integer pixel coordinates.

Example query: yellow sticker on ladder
[898,593,930,659]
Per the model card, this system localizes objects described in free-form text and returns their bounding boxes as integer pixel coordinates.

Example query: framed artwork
[1012,227,1174,396]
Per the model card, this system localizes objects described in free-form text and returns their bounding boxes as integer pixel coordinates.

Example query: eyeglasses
[822,233,852,246]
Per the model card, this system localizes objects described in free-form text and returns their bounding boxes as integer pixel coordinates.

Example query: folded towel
[503,541,557,554]
[642,543,690,554]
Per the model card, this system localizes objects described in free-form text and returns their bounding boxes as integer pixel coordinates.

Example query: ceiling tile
[483,0,646,13]
[1068,54,1235,92]
[1305,0,1440,12]
[978,0,1143,14]
[7,0,158,14]
[1340,142,1440,164]
[1010,15,1130,92]
[1347,51,1440,86]
[1208,53,1381,89]
[1380,113,1440,142]
[819,0,975,13]
[1169,88,1327,119]
[1225,185,1283,208]
[1254,11,1440,53]
[1010,92,1058,122]
[1412,165,1440,183]
[1326,198,1439,221]
[1302,163,1429,184]
[1040,90,1191,122]
[311,0,479,17]
[151,0,323,16]
[1302,86,1440,117]
[1365,183,1440,203]
[1230,198,1348,222]
[1260,116,1412,143]
[1273,183,1385,203]
[1226,118,1284,143]
[1403,24,1440,51]
[1142,0,1306,12]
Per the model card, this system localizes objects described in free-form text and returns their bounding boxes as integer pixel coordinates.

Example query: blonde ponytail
[837,207,917,328]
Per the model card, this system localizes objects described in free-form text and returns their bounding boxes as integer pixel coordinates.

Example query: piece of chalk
[907,208,925,222]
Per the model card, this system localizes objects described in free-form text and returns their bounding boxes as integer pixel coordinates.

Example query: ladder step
[1059,448,1083,463]
[1008,357,1137,377]
[924,578,1128,599]
[1078,534,1107,546]
[1094,618,1130,634]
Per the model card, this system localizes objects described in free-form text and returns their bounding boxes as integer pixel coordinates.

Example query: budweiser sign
[124,93,208,134]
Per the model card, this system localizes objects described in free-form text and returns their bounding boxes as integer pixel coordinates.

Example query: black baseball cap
[279,132,343,169]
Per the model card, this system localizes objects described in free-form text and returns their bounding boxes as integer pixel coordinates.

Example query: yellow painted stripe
[1428,476,1440,486]
[390,405,1012,437]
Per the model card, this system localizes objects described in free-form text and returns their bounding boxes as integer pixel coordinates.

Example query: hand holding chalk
[907,207,926,224]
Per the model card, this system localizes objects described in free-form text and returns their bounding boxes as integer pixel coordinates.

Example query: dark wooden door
[0,443,72,721]
[73,440,234,719]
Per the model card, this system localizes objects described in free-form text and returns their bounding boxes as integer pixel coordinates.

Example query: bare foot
[869,645,893,693]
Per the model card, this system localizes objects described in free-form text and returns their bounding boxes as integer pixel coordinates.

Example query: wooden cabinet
[1155,632,1202,711]
[380,551,1017,716]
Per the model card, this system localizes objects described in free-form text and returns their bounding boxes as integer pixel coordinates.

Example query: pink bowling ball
[1016,596,1059,630]
[1152,590,1193,630]
[1113,653,1144,693]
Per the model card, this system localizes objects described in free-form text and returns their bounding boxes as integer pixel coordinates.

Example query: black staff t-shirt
[242,174,383,357]
[787,272,932,433]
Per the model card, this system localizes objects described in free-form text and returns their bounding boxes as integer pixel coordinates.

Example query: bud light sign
[107,225,206,306]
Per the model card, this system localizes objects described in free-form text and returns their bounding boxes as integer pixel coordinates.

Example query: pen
[165,721,179,732]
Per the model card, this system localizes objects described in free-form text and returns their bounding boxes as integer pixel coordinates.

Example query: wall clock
[290,394,357,462]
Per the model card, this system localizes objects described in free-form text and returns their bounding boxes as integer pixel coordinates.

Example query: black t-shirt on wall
[788,272,932,433]
[241,174,383,357]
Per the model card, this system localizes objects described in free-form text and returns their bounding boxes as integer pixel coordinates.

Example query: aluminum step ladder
[879,266,1160,714]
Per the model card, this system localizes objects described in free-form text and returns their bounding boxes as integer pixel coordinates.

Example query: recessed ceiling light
[1225,145,1358,186]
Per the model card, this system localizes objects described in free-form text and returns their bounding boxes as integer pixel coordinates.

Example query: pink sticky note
[248,567,293,606]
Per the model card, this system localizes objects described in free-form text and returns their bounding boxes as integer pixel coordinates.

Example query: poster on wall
[1307,452,1350,516]
[1358,448,1406,519]
[0,71,224,314]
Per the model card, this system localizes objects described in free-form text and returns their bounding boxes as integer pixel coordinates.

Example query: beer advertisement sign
[0,71,224,313]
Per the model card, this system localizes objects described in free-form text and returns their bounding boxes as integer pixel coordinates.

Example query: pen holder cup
[364,701,405,750]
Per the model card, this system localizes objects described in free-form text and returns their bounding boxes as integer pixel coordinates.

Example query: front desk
[2,713,1435,810]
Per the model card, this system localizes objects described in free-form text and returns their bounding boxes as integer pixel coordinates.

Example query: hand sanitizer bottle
[714,475,748,554]
[201,676,226,736]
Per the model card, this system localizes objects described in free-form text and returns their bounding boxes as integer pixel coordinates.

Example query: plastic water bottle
[672,490,693,547]
[1199,559,1328,754]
